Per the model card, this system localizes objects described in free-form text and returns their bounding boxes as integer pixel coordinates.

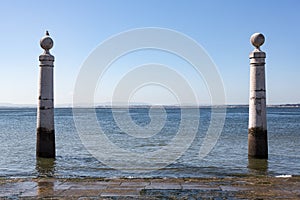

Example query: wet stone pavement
[0,176,299,199]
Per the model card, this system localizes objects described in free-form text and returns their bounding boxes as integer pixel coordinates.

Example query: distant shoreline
[0,104,299,108]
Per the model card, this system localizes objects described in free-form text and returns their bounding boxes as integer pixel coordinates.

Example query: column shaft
[36,32,55,158]
[248,50,268,158]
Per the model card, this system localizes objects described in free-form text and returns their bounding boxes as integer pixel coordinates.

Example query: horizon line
[0,103,299,108]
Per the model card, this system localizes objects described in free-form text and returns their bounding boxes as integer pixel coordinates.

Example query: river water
[0,107,299,178]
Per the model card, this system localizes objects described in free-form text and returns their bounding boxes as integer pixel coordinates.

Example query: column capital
[40,30,54,55]
[39,31,54,66]
[249,33,266,65]
[250,33,265,51]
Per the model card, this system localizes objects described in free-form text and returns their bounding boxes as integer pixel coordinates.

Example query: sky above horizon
[0,0,299,105]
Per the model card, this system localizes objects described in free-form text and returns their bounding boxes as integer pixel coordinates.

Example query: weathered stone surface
[181,182,219,190]
[120,181,150,187]
[0,177,299,199]
[145,182,181,189]
[101,188,141,197]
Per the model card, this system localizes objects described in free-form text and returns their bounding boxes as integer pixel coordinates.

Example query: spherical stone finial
[250,33,265,50]
[40,31,54,52]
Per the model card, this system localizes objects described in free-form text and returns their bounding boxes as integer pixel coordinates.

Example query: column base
[248,127,268,159]
[36,127,55,158]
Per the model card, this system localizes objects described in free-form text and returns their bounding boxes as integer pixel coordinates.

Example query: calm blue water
[0,107,299,178]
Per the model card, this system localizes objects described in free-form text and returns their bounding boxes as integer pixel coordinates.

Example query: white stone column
[36,31,55,158]
[248,33,268,159]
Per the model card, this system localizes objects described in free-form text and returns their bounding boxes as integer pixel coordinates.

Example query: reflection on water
[248,157,268,175]
[36,158,56,177]
[37,180,54,197]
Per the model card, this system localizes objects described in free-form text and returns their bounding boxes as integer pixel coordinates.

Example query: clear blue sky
[0,0,299,105]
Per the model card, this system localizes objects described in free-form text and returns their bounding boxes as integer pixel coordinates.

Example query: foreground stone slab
[0,176,299,199]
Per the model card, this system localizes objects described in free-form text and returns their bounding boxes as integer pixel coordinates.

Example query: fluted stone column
[248,33,268,159]
[36,31,55,158]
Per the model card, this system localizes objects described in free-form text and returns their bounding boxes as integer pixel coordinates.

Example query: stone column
[248,33,268,159]
[36,31,55,158]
